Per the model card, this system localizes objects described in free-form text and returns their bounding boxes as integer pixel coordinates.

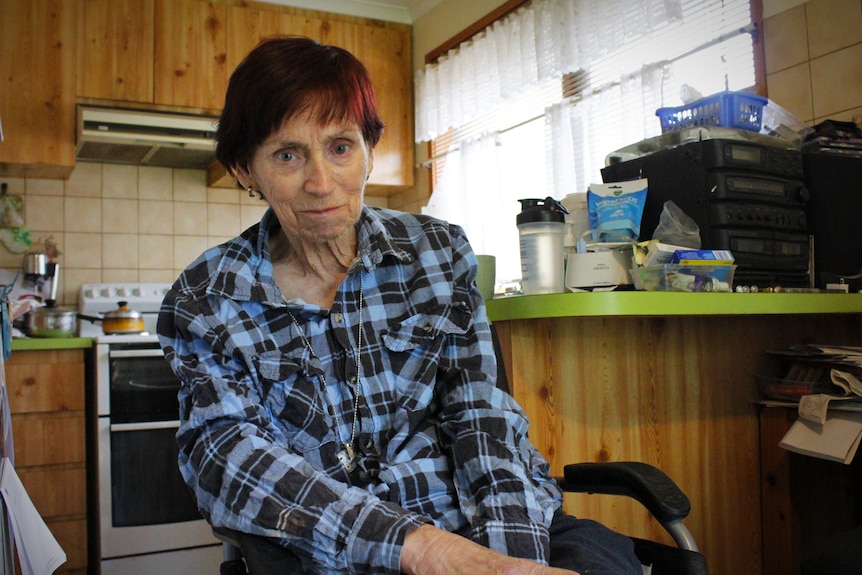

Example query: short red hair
[215,35,385,175]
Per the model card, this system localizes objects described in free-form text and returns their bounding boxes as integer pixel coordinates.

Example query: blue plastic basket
[656,91,768,133]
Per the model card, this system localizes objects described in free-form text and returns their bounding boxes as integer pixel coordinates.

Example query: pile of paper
[770,345,862,464]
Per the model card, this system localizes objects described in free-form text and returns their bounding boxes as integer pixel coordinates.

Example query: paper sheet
[0,458,66,575]
[779,411,862,464]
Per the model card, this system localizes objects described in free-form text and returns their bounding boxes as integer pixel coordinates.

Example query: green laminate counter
[485,291,862,321]
[10,337,94,351]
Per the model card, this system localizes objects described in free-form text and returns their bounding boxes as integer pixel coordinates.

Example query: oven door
[97,344,217,559]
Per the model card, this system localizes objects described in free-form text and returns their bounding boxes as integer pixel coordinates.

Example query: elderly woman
[157,36,640,575]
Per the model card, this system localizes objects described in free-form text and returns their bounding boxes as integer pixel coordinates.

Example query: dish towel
[0,457,66,575]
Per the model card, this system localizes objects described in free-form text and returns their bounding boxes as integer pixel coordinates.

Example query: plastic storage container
[517,197,567,295]
[632,264,736,292]
[656,91,767,133]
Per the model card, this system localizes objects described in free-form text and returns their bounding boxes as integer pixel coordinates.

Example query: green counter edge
[10,337,95,351]
[485,292,862,322]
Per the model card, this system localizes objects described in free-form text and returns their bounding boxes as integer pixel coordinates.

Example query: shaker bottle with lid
[517,197,568,295]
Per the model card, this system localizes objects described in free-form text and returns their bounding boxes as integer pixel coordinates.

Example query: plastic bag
[652,201,700,248]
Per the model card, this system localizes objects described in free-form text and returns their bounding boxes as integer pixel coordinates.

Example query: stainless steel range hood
[76,106,219,169]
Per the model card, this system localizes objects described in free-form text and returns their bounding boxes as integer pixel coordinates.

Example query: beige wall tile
[139,166,174,201]
[140,200,174,235]
[1,178,25,198]
[102,164,139,199]
[240,204,268,231]
[139,235,174,269]
[173,235,210,272]
[173,201,208,236]
[62,267,101,305]
[102,233,139,269]
[140,269,178,283]
[26,195,65,232]
[814,103,862,123]
[207,187,240,205]
[102,198,139,234]
[65,197,102,233]
[811,43,862,117]
[173,169,207,202]
[764,5,809,73]
[806,0,862,59]
[64,232,102,268]
[26,178,64,197]
[65,162,102,197]
[207,203,240,237]
[767,63,815,121]
[102,268,139,283]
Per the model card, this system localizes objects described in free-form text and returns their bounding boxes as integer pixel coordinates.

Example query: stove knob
[100,288,111,298]
[132,287,143,297]
[117,287,129,298]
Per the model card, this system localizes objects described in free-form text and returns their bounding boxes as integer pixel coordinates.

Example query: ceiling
[262,0,445,23]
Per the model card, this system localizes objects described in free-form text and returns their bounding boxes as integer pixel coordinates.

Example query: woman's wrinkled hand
[400,524,580,575]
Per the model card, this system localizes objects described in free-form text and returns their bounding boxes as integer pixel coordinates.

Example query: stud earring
[247,186,255,198]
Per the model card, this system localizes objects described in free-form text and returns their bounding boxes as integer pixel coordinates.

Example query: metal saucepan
[78,301,146,335]
[23,303,78,338]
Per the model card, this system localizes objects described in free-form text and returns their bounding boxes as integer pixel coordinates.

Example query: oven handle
[109,349,166,359]
[110,420,180,432]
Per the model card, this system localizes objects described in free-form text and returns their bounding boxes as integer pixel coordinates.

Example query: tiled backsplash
[763,0,862,125]
[0,162,382,307]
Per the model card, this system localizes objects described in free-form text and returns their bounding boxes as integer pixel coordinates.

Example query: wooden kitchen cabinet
[0,0,77,179]
[154,0,228,111]
[76,0,156,104]
[4,348,89,575]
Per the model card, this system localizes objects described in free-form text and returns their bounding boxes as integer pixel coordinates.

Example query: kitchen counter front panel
[492,310,862,575]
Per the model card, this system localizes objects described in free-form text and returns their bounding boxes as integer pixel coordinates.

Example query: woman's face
[244,113,372,244]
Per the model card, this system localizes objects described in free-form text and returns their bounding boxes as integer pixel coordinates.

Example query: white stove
[77,282,171,341]
[84,280,222,573]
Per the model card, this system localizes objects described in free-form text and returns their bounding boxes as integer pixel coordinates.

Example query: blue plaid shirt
[158,206,562,574]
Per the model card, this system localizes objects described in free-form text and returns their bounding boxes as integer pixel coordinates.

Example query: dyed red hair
[215,35,384,175]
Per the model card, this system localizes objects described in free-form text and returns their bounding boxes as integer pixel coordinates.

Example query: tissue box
[566,251,633,289]
[669,249,734,265]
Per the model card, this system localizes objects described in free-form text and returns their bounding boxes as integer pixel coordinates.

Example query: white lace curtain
[415,0,682,142]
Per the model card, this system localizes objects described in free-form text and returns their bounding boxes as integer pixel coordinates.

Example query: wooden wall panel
[494,313,862,575]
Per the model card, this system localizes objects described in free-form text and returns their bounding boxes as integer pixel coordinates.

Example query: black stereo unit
[803,143,862,290]
[601,138,810,288]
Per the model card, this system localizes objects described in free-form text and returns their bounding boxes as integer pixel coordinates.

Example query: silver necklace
[286,273,364,472]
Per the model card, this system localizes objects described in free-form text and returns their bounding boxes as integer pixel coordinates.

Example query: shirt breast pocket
[381,302,472,412]
[253,351,330,454]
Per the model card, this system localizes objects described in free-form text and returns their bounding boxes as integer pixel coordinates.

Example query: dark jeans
[230,511,641,575]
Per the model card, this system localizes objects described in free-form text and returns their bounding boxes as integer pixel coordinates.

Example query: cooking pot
[23,304,78,338]
[79,301,146,334]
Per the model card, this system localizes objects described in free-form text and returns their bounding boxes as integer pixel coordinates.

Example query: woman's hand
[400,524,580,575]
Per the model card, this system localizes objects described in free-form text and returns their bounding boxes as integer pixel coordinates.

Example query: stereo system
[601,138,810,288]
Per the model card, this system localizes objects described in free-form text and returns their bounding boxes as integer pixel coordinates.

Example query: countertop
[485,291,862,321]
[10,337,94,351]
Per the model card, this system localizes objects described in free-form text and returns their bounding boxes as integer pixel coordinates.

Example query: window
[417,0,762,288]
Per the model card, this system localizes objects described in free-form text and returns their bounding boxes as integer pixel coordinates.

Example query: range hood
[76,106,219,169]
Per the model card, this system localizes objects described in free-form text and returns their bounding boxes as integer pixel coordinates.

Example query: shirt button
[349,375,358,384]
[422,323,432,333]
[334,313,343,323]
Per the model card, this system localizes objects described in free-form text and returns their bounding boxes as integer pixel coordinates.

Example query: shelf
[485,291,862,322]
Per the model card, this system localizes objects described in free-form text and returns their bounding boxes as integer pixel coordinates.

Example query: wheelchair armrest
[556,461,691,524]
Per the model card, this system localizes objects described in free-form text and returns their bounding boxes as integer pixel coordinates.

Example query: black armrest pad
[557,462,691,523]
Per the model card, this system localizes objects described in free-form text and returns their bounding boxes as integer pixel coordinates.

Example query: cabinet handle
[110,420,180,432]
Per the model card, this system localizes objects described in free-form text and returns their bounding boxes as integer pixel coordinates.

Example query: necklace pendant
[337,444,357,472]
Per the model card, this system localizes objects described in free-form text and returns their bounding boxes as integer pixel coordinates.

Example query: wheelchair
[214,459,708,575]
